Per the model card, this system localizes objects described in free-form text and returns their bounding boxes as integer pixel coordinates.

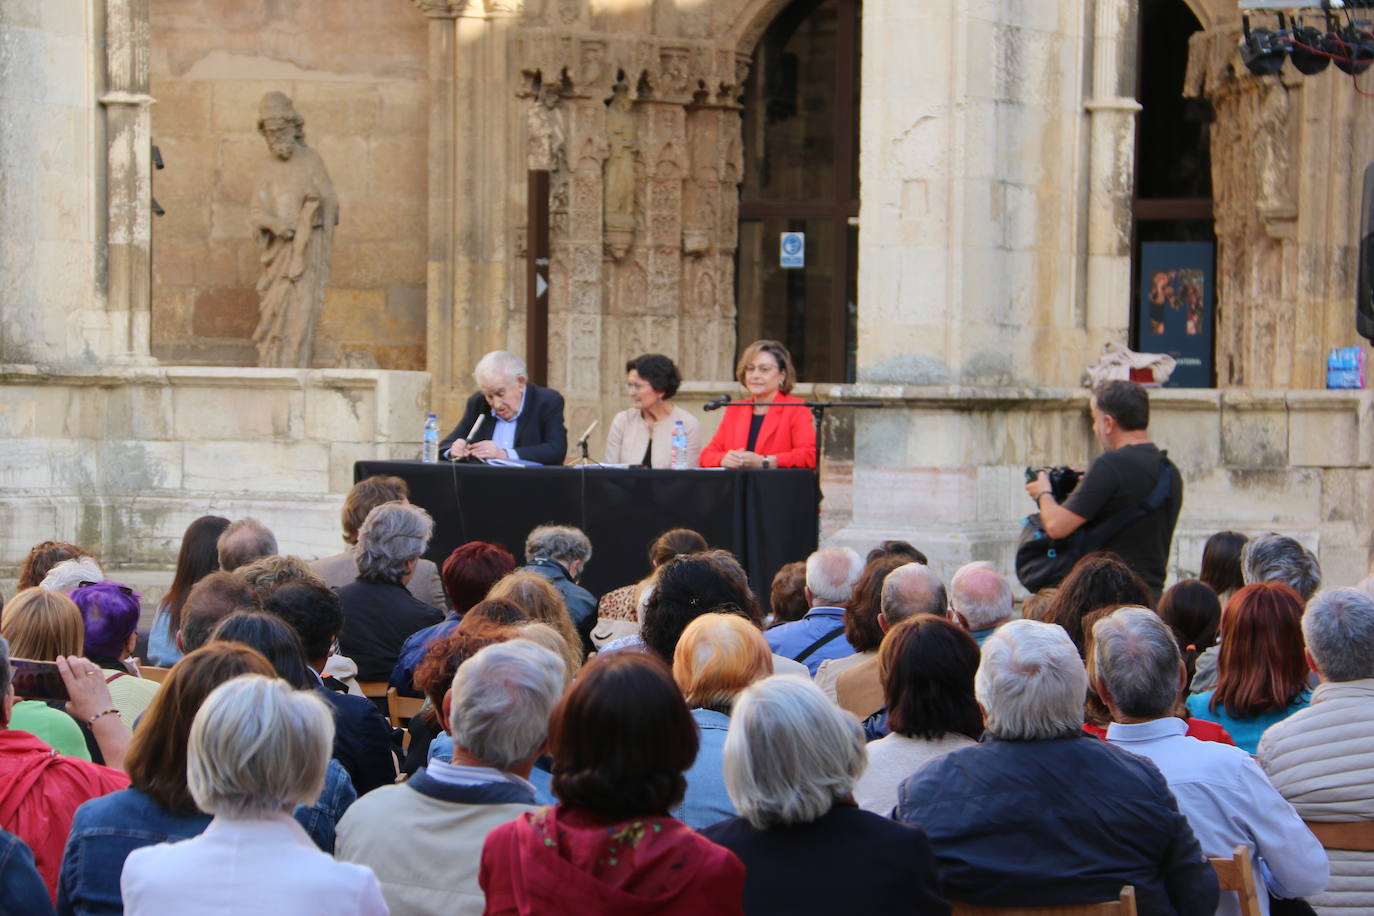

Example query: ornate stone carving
[412,0,468,17]
[526,82,566,171]
[603,82,638,260]
[249,92,339,369]
[658,46,692,100]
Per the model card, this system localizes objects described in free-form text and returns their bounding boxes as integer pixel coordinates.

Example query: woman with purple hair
[70,581,162,723]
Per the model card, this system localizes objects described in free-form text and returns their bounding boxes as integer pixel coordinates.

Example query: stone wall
[0,0,105,364]
[0,366,429,597]
[823,387,1374,592]
[148,0,429,369]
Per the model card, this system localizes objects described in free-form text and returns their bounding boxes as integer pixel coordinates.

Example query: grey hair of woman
[1240,532,1321,601]
[356,500,434,583]
[1091,607,1182,720]
[722,675,866,830]
[39,557,105,593]
[524,524,592,566]
[976,619,1087,741]
[450,639,565,772]
[1302,587,1374,682]
[187,674,334,819]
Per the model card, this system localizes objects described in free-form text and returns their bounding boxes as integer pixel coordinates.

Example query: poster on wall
[1137,241,1214,388]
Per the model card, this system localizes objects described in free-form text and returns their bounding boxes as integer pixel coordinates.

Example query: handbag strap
[1079,453,1176,551]
[793,625,846,664]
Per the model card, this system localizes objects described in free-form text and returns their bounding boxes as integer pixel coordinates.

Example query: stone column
[101,0,155,361]
[1083,0,1140,343]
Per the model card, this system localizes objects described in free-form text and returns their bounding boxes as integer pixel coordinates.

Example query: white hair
[39,557,105,593]
[1303,588,1374,682]
[474,351,528,386]
[880,563,947,624]
[1091,608,1181,719]
[356,501,434,582]
[722,675,866,829]
[187,674,334,819]
[976,619,1087,741]
[450,640,565,771]
[525,525,592,566]
[804,548,863,606]
[950,562,1012,630]
[1241,532,1321,600]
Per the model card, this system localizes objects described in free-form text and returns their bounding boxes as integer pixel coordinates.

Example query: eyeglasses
[77,581,136,596]
[625,381,654,392]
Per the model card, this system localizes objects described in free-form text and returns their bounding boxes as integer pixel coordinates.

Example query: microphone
[466,415,485,441]
[703,394,732,412]
[575,419,598,448]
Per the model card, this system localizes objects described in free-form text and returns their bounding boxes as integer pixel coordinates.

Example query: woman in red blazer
[700,340,817,469]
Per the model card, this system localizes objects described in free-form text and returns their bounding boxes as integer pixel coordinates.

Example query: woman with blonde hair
[671,613,773,829]
[488,570,582,672]
[0,588,111,762]
[699,339,816,470]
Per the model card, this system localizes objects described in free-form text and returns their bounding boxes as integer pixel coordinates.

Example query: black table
[353,461,819,611]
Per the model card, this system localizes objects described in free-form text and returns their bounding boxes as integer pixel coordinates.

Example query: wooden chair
[386,687,426,748]
[1208,845,1263,916]
[1304,819,1374,852]
[138,666,172,684]
[355,680,389,700]
[949,886,1136,916]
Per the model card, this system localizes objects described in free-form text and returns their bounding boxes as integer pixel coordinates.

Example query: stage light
[1333,26,1374,75]
[1241,28,1289,75]
[1288,26,1333,74]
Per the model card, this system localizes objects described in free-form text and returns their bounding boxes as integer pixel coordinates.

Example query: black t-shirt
[1062,442,1183,595]
[746,414,766,452]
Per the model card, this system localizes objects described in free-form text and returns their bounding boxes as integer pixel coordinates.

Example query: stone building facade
[2,0,1372,598]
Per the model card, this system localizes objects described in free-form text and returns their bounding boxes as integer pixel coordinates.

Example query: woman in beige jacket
[604,353,701,468]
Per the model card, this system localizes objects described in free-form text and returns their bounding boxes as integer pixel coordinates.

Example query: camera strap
[793,625,847,664]
[1080,453,1176,552]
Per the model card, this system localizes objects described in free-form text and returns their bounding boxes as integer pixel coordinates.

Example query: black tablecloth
[353,461,819,611]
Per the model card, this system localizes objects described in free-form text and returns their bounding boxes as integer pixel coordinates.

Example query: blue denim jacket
[673,708,737,829]
[1,828,53,916]
[58,761,355,915]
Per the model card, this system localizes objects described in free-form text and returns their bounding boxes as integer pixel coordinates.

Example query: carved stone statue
[603,82,638,259]
[249,92,339,368]
[527,82,566,172]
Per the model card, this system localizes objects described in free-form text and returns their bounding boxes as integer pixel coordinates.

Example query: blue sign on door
[780,232,805,269]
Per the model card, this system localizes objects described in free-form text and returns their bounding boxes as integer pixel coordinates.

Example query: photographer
[1024,380,1182,599]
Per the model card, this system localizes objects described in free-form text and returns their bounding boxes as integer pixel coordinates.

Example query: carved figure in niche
[249,92,339,369]
[527,82,566,172]
[603,82,638,260]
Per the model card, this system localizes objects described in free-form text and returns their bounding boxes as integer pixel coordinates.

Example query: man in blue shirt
[765,547,863,675]
[439,351,568,465]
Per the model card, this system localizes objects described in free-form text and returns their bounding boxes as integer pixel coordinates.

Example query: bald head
[804,547,864,607]
[880,563,947,626]
[950,562,1013,631]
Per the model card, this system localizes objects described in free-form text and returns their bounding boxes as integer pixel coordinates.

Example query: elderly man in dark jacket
[895,619,1219,914]
[521,524,596,656]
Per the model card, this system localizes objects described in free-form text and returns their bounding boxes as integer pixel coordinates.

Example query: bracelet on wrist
[87,708,120,725]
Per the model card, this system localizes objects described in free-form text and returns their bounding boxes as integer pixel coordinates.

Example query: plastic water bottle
[670,419,689,470]
[422,413,439,463]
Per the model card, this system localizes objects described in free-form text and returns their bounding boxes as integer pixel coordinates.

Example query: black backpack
[1015,455,1176,593]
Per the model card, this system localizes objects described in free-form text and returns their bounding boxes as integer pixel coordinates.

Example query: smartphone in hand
[10,658,69,702]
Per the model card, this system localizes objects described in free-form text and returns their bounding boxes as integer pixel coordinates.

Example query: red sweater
[699,393,817,469]
[480,805,745,916]
[0,728,128,900]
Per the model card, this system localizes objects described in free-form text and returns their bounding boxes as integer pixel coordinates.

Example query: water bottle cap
[427,412,436,418]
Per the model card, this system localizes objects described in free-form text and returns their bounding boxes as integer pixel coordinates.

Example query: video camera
[1024,466,1082,504]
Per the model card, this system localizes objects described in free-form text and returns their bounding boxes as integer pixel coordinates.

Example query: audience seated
[479,652,745,915]
[835,562,946,723]
[1198,530,1248,608]
[215,518,278,573]
[146,515,230,667]
[1092,607,1327,915]
[813,554,904,702]
[262,582,398,795]
[1259,587,1374,914]
[895,619,1219,912]
[1045,551,1155,655]
[671,613,773,829]
[521,525,597,655]
[0,637,128,903]
[391,541,516,694]
[1,826,53,916]
[235,554,325,603]
[176,571,259,656]
[866,540,928,564]
[488,571,583,675]
[1192,532,1321,693]
[765,561,808,627]
[39,558,106,594]
[312,475,448,610]
[119,675,386,915]
[1185,582,1312,753]
[2,588,108,763]
[18,542,97,591]
[70,582,161,724]
[338,640,564,915]
[336,501,443,682]
[207,612,358,851]
[852,616,981,815]
[406,619,516,772]
[948,561,1013,645]
[764,548,863,675]
[597,527,708,624]
[1156,579,1221,690]
[58,643,276,916]
[703,676,949,916]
